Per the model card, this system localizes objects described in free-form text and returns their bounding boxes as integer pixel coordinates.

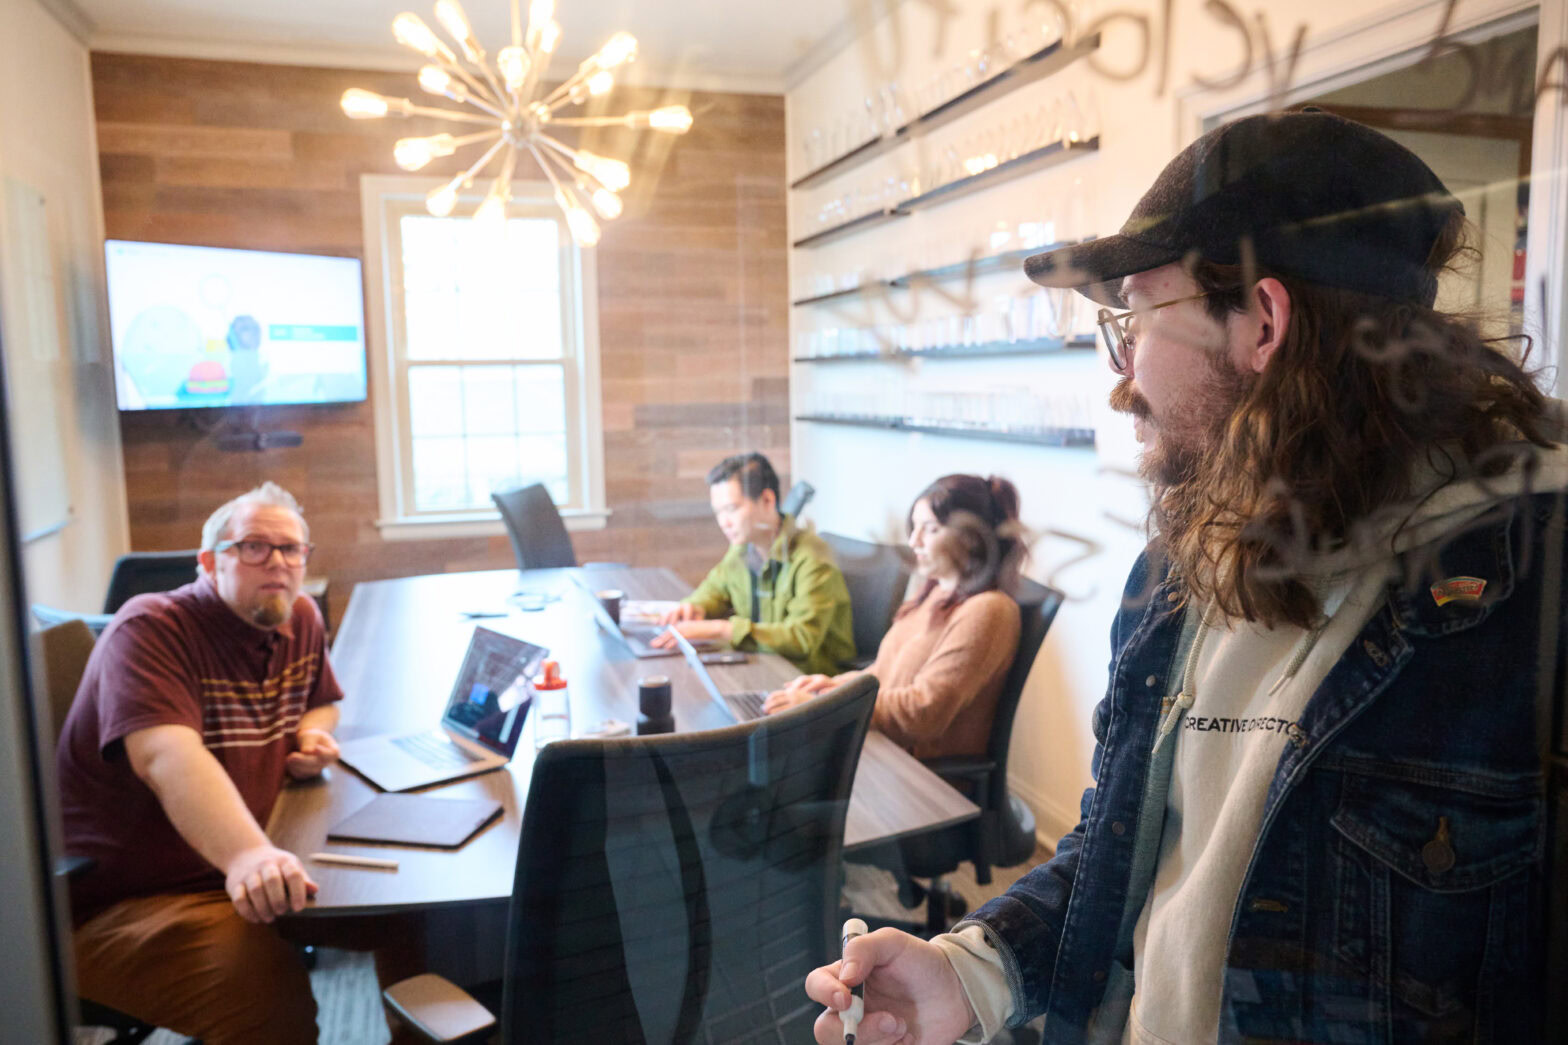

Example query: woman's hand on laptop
[285,727,340,780]
[650,619,731,649]
[658,602,706,626]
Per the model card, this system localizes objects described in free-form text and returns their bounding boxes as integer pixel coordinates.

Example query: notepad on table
[327,793,503,849]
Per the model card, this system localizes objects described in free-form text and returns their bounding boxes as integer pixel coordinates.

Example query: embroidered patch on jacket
[1430,576,1487,606]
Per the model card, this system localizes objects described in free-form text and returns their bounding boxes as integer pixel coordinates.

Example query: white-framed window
[360,173,607,540]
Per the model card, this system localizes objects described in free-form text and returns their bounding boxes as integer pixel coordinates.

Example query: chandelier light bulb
[590,188,623,220]
[417,65,466,102]
[426,181,461,217]
[394,133,457,171]
[497,46,530,91]
[587,70,615,97]
[528,0,554,32]
[475,191,508,224]
[647,105,693,133]
[574,151,630,191]
[537,20,562,53]
[556,190,601,247]
[434,0,482,62]
[594,32,638,70]
[393,12,447,59]
[340,88,391,119]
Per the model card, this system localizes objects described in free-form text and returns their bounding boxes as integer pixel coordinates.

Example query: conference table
[268,566,979,915]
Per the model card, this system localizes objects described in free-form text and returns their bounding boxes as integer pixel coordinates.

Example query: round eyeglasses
[215,538,314,567]
[1096,289,1221,373]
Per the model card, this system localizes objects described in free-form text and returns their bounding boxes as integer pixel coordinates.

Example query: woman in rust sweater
[763,474,1024,759]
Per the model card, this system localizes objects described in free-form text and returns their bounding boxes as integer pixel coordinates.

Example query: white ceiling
[72,0,854,93]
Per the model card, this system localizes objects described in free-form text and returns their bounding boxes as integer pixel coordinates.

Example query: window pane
[461,365,518,436]
[400,214,563,362]
[514,367,566,434]
[406,362,569,512]
[412,436,468,511]
[408,366,463,438]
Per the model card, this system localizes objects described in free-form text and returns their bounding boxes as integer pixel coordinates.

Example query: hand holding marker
[841,917,867,1043]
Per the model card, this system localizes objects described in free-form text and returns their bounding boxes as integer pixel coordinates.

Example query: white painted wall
[0,0,129,613]
[786,0,1563,843]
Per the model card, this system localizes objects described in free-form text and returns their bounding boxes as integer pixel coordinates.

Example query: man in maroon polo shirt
[58,481,341,1043]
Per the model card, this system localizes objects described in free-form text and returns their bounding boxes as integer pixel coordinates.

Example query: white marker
[308,852,399,871]
[841,917,867,1045]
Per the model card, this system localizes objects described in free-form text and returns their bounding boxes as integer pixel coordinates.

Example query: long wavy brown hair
[1152,213,1558,629]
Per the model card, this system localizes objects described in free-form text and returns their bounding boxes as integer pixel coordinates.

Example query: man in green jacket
[654,453,855,675]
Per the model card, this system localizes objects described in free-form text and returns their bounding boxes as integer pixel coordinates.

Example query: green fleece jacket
[684,516,855,675]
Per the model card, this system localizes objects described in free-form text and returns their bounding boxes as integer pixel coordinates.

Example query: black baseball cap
[1024,109,1464,308]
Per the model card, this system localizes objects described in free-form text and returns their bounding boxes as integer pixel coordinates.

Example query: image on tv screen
[104,240,369,411]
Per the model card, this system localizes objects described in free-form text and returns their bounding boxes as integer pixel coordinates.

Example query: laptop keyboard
[726,691,768,720]
[393,731,483,770]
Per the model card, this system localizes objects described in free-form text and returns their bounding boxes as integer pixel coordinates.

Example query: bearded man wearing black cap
[807,110,1567,1044]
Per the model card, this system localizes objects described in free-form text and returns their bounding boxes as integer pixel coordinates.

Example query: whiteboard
[0,178,72,543]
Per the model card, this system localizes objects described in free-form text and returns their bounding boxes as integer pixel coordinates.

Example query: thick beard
[1109,355,1255,549]
[250,592,292,629]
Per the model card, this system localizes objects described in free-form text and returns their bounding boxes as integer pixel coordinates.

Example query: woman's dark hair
[905,474,1025,614]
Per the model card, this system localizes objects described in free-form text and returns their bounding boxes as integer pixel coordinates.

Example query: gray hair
[201,481,310,553]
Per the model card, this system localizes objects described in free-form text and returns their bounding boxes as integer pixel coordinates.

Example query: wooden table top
[268,566,978,915]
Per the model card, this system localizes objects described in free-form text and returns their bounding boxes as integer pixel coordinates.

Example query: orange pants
[74,890,425,1045]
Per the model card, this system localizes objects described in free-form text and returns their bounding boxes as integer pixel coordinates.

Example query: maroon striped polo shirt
[56,575,342,923]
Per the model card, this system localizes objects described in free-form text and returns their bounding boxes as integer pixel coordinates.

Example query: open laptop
[573,573,718,659]
[338,627,547,792]
[672,629,770,722]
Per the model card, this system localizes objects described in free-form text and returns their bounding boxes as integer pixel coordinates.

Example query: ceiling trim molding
[87,31,783,95]
[35,0,95,44]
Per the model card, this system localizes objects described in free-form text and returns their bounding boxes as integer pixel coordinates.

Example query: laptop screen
[442,626,548,755]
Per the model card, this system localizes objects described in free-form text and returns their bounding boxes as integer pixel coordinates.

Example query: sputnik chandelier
[340,0,692,246]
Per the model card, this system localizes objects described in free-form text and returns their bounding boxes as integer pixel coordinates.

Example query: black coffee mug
[597,588,624,625]
[637,675,673,734]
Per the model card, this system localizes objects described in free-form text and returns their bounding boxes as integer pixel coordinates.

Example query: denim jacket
[963,491,1562,1043]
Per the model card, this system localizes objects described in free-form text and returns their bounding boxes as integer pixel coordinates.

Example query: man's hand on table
[285,726,340,779]
[658,602,706,626]
[649,618,731,649]
[806,927,976,1045]
[225,844,318,923]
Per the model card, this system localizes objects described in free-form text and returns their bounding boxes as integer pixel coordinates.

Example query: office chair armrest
[383,973,497,1043]
[921,756,997,782]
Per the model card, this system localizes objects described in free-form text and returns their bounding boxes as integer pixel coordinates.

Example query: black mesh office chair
[491,483,579,570]
[102,550,200,613]
[867,577,1063,935]
[33,620,162,1043]
[383,675,880,1044]
[821,533,912,670]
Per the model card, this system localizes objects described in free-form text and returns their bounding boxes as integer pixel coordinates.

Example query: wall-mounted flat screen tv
[105,239,368,411]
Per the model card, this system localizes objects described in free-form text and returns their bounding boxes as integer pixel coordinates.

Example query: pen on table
[841,917,867,1045]
[308,852,399,871]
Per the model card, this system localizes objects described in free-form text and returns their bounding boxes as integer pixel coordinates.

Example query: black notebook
[328,793,503,849]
